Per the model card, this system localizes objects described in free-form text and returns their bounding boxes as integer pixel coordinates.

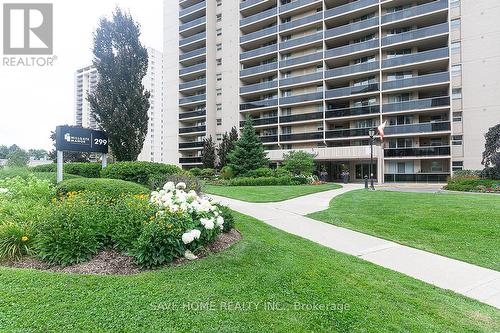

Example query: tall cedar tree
[202,136,217,169]
[88,8,150,161]
[217,126,239,168]
[482,123,500,179]
[228,118,269,175]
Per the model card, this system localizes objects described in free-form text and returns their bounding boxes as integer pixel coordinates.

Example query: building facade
[166,0,500,182]
[74,47,166,162]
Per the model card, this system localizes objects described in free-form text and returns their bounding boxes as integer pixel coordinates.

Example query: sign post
[55,125,109,183]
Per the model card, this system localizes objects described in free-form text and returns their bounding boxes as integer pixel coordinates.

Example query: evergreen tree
[228,118,269,175]
[217,126,239,168]
[88,8,150,161]
[482,123,500,179]
[202,136,216,169]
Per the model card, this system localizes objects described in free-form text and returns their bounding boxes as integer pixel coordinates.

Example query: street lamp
[368,128,375,190]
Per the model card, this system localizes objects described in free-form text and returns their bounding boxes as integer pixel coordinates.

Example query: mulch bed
[2,229,242,276]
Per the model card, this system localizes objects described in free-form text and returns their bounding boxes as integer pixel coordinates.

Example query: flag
[377,121,387,140]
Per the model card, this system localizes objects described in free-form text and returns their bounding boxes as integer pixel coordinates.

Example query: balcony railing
[179,78,206,90]
[382,96,450,113]
[325,39,379,58]
[179,16,206,32]
[325,83,379,98]
[240,117,278,127]
[179,1,205,18]
[179,94,206,105]
[240,62,278,77]
[384,121,451,135]
[280,52,323,68]
[382,72,449,91]
[384,173,449,182]
[381,23,449,46]
[382,47,449,68]
[280,12,322,32]
[179,31,206,46]
[240,7,277,27]
[179,110,206,119]
[240,25,277,44]
[280,112,324,123]
[280,92,323,105]
[385,146,451,157]
[240,44,277,60]
[179,47,206,61]
[179,157,203,164]
[260,135,278,143]
[240,0,267,10]
[279,72,323,87]
[325,128,371,138]
[179,141,204,149]
[381,0,448,24]
[179,63,206,76]
[179,125,206,134]
[240,80,278,94]
[280,132,323,142]
[240,98,278,110]
[326,105,380,118]
[325,0,378,19]
[325,61,379,78]
[280,32,322,50]
[325,17,379,39]
[280,0,321,13]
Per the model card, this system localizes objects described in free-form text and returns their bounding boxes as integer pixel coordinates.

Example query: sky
[0,0,164,150]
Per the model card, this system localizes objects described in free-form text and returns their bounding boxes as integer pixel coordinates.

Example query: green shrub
[101,161,181,185]
[244,167,274,178]
[31,163,102,178]
[215,204,235,232]
[274,167,292,178]
[227,176,306,186]
[0,168,81,184]
[282,150,315,176]
[149,172,203,193]
[445,176,500,192]
[0,223,32,261]
[56,178,148,198]
[200,168,216,178]
[188,167,202,177]
[220,166,234,179]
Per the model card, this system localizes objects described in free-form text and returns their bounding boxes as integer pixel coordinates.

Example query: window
[452,88,462,99]
[216,0,221,6]
[387,71,413,81]
[281,108,291,116]
[452,111,463,122]
[216,118,222,126]
[216,43,222,51]
[281,89,292,97]
[216,28,222,36]
[450,0,460,7]
[281,17,291,23]
[216,134,223,141]
[216,14,222,22]
[452,135,463,145]
[431,161,443,172]
[387,48,411,58]
[452,161,463,171]
[451,19,461,30]
[451,64,462,76]
[216,103,222,111]
[451,41,461,54]
[216,88,222,96]
[216,58,222,66]
[216,73,222,81]
[281,126,291,134]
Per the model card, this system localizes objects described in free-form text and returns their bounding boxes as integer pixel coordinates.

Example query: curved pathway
[209,184,500,309]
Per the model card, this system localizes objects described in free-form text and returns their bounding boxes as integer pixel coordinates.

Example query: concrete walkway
[209,184,500,309]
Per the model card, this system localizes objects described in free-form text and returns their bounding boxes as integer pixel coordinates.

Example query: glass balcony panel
[280,52,323,68]
[280,32,323,50]
[240,117,278,127]
[280,92,323,105]
[240,26,277,43]
[325,105,380,118]
[179,125,206,134]
[384,121,451,135]
[179,16,206,32]
[280,12,322,31]
[260,135,278,143]
[179,141,204,149]
[240,7,277,27]
[381,23,449,46]
[325,128,371,138]
[325,83,379,98]
[179,63,206,76]
[280,0,321,13]
[280,112,324,123]
[381,0,448,24]
[325,61,379,78]
[325,39,379,58]
[179,78,206,90]
[384,146,451,157]
[325,0,378,18]
[240,62,278,77]
[179,31,206,46]
[240,99,278,110]
[179,1,206,17]
[382,47,449,68]
[240,44,278,60]
[325,17,378,39]
[179,110,206,119]
[179,47,206,61]
[382,96,450,113]
[240,0,266,10]
[384,173,449,182]
[382,72,449,90]
[179,94,206,105]
[240,80,278,94]
[279,72,323,87]
[280,132,323,142]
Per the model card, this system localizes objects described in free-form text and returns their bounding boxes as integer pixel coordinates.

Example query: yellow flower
[21,236,28,242]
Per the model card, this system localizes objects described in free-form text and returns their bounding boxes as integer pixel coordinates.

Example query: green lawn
[204,183,342,202]
[309,190,500,271]
[0,213,499,332]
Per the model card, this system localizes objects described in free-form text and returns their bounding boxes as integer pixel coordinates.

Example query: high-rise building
[74,47,165,162]
[166,0,500,182]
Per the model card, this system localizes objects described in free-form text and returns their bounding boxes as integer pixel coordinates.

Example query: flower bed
[445,176,500,193]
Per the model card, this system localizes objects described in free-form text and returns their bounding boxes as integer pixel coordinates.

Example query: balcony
[280,92,323,106]
[280,12,322,32]
[240,44,277,60]
[280,0,321,14]
[179,16,205,32]
[179,141,204,149]
[381,0,448,24]
[179,157,202,164]
[325,83,379,99]
[384,121,451,136]
[240,7,277,27]
[240,62,278,77]
[179,63,206,76]
[325,39,379,59]
[239,117,278,127]
[240,0,267,10]
[384,173,449,182]
[240,25,277,44]
[179,78,206,91]
[382,96,450,113]
[326,105,380,118]
[260,135,278,143]
[179,1,205,18]
[179,110,206,119]
[279,72,323,87]
[325,0,378,19]
[382,47,449,68]
[384,146,451,158]
[381,23,449,46]
[240,80,278,94]
[325,61,379,78]
[280,132,323,142]
[280,32,322,51]
[179,94,206,106]
[280,112,323,123]
[179,31,206,46]
[179,47,206,61]
[280,52,323,68]
[267,146,377,160]
[325,128,371,138]
[240,98,278,110]
[382,72,449,91]
[179,125,206,134]
[325,17,379,39]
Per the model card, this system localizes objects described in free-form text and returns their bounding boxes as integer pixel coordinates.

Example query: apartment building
[74,48,166,162]
[166,0,500,183]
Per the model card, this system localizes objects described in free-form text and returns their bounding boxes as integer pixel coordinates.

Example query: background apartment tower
[74,47,165,162]
[165,0,500,182]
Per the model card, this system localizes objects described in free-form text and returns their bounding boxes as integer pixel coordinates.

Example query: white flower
[191,229,201,239]
[216,216,224,227]
[184,250,198,260]
[0,188,9,194]
[182,232,195,244]
[163,181,175,191]
[187,190,198,200]
[201,217,215,230]
[176,182,186,190]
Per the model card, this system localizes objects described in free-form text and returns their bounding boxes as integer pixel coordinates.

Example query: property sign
[55,125,108,153]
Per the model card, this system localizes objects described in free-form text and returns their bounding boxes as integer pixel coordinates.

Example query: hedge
[101,161,181,185]
[445,177,500,192]
[31,163,102,178]
[226,176,308,186]
[0,168,82,184]
[56,178,148,198]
